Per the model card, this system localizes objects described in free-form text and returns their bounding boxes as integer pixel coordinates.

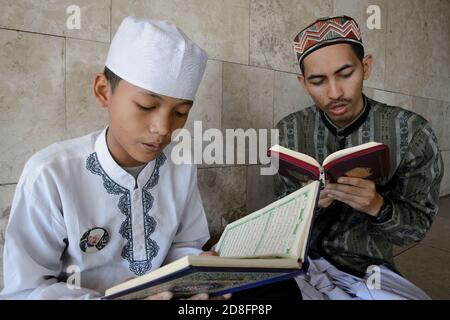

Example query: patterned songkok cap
[293,15,363,69]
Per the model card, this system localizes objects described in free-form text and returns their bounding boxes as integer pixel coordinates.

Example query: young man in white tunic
[1,17,221,300]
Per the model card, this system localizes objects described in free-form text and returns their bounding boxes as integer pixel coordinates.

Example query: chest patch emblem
[80,227,110,253]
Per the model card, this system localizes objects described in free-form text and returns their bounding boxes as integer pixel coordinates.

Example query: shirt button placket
[131,188,145,258]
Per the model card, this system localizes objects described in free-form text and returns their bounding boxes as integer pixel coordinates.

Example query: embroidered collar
[319,95,371,138]
[95,127,162,190]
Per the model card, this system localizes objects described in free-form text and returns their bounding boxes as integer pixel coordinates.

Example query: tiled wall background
[1,0,449,289]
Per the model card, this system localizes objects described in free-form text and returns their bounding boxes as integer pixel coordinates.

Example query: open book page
[322,142,381,166]
[270,145,320,167]
[216,181,320,260]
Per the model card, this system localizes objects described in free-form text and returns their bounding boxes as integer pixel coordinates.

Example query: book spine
[319,166,325,188]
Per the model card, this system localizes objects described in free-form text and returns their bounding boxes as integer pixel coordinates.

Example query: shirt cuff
[370,196,393,224]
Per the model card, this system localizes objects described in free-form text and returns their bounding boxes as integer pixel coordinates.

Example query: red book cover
[323,144,390,182]
[269,151,320,183]
[269,143,390,184]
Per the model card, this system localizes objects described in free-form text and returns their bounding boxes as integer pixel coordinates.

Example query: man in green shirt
[275,15,444,299]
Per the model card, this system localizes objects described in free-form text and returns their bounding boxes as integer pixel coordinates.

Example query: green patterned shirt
[275,96,444,276]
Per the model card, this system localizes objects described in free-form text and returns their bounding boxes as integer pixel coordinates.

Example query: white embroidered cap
[106,16,208,100]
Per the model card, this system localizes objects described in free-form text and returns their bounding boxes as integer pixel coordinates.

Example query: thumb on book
[201,250,219,256]
[145,291,173,300]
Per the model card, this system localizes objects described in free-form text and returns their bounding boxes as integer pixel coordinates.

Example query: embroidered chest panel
[86,152,167,276]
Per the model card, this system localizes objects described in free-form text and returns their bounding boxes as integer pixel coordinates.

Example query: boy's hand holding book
[143,251,232,300]
[144,291,232,300]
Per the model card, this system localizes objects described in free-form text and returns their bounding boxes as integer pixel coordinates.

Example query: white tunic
[1,128,209,299]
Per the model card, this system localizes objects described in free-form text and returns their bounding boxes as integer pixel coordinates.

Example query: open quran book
[103,181,321,300]
[269,142,390,185]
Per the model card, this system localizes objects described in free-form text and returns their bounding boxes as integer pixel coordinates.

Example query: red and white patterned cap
[293,15,363,69]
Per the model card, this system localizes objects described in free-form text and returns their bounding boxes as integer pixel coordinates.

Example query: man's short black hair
[300,43,365,75]
[103,66,122,92]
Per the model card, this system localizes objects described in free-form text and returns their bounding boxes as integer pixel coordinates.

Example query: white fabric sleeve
[1,178,101,300]
[163,166,210,264]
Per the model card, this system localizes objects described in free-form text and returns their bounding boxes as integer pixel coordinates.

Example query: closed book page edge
[105,256,299,296]
[105,266,303,300]
[104,256,300,298]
